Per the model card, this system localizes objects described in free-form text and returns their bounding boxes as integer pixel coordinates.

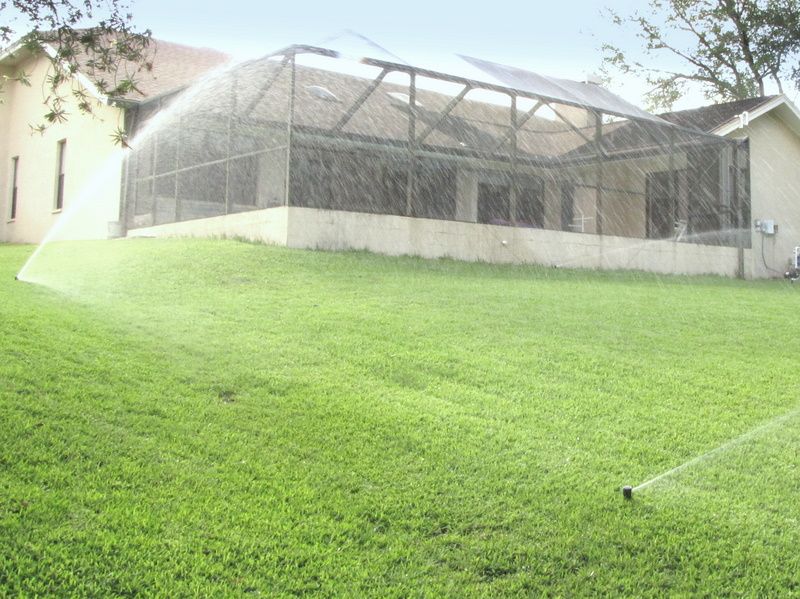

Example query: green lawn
[2,239,800,596]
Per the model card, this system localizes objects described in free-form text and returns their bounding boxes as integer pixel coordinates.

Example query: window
[478,183,510,225]
[54,139,66,211]
[478,180,545,227]
[416,163,455,220]
[9,157,19,220]
[560,183,575,231]
[646,170,681,239]
[517,178,545,228]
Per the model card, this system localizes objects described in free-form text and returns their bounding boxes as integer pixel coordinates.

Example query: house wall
[602,161,647,238]
[0,64,12,238]
[729,112,800,278]
[126,204,740,277]
[128,205,289,244]
[286,207,739,275]
[0,53,125,243]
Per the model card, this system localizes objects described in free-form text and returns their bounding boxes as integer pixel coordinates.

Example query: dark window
[291,148,414,217]
[646,170,679,239]
[478,183,510,225]
[518,178,545,228]
[381,165,407,216]
[176,162,226,221]
[416,164,456,220]
[686,149,721,236]
[228,155,260,208]
[291,152,334,209]
[560,183,574,231]
[9,157,19,220]
[55,140,66,210]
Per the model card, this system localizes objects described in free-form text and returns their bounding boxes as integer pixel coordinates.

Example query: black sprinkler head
[622,486,633,500]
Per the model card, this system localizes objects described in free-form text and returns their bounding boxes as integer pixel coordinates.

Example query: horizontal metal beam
[355,56,736,144]
[256,44,339,62]
[127,41,741,149]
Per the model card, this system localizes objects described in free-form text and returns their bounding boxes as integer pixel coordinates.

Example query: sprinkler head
[14,275,18,281]
[622,486,633,500]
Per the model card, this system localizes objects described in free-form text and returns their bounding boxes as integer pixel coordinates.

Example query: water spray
[622,403,800,501]
[12,58,249,283]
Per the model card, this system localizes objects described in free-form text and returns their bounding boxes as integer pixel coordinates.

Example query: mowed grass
[2,238,800,596]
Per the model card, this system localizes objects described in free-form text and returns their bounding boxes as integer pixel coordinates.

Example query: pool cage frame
[122,44,751,273]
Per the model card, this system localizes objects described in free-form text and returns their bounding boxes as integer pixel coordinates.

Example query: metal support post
[510,94,518,225]
[406,72,417,217]
[174,116,182,221]
[224,72,237,214]
[734,142,744,278]
[594,111,604,235]
[284,54,296,207]
[668,127,676,237]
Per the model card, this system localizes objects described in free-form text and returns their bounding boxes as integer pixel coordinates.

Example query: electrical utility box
[755,219,776,235]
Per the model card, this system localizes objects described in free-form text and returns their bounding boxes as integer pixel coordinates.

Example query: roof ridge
[659,95,778,117]
[147,37,232,58]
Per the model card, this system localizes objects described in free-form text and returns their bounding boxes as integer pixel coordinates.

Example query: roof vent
[306,85,340,102]
[739,110,750,128]
[387,92,423,108]
[585,73,603,86]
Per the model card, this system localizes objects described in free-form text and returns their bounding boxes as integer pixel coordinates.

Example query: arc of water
[16,150,125,282]
[633,403,800,493]
[15,59,245,282]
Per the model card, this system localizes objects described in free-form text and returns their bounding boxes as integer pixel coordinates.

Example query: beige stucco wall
[0,52,125,243]
[0,64,12,236]
[727,112,800,278]
[286,207,739,276]
[129,205,740,277]
[129,206,289,245]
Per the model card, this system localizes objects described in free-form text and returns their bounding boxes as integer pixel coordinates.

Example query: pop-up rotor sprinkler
[622,486,633,500]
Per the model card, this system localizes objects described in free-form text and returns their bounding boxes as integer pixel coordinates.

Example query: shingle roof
[183,58,598,160]
[658,96,777,133]
[108,38,232,102]
[133,51,738,162]
[0,33,231,102]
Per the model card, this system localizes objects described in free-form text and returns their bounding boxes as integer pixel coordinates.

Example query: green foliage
[1,1,151,138]
[602,0,800,110]
[2,239,800,595]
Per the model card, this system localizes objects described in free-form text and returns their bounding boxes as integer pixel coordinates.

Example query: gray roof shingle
[658,96,777,133]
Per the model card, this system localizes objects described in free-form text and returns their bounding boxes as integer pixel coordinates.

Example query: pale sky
[131,0,662,105]
[4,0,797,110]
